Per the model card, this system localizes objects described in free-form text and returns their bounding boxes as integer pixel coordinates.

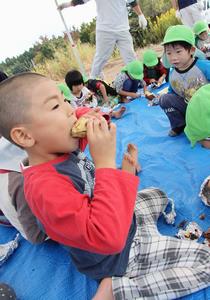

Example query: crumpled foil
[176,222,203,242]
[199,175,210,207]
[0,234,19,266]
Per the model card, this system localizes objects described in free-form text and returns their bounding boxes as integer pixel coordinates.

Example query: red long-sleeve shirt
[22,107,139,255]
[23,157,139,255]
[143,59,167,85]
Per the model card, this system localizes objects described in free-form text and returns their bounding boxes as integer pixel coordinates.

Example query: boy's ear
[10,126,35,148]
[190,46,196,55]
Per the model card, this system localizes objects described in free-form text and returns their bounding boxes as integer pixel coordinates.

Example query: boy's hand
[87,117,116,169]
[157,74,166,86]
[149,78,157,84]
[131,92,141,98]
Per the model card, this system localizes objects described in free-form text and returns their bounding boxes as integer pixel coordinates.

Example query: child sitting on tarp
[65,69,98,109]
[143,49,167,86]
[185,84,210,149]
[112,60,145,103]
[65,69,126,118]
[83,76,118,105]
[193,20,210,60]
[159,24,210,137]
[184,84,210,206]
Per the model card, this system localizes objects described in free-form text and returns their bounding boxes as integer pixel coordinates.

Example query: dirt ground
[89,44,164,83]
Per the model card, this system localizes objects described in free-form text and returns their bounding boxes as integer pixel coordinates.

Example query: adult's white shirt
[84,0,134,31]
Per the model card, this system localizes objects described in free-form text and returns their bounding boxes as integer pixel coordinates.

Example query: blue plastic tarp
[0,92,209,299]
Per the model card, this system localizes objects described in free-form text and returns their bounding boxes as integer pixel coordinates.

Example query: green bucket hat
[162,25,195,46]
[143,50,158,67]
[193,20,208,36]
[184,84,210,147]
[57,83,72,101]
[82,74,89,83]
[121,60,143,80]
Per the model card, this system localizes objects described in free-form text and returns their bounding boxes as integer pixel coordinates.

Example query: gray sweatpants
[90,30,136,79]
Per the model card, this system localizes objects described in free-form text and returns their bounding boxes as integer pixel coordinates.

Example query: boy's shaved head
[0,72,47,143]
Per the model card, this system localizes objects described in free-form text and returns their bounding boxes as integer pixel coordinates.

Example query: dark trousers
[123,78,139,93]
[159,93,187,130]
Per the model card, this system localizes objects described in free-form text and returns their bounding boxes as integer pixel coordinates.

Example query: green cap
[82,74,88,83]
[162,25,195,46]
[121,60,143,80]
[57,83,72,101]
[193,20,208,36]
[143,50,158,67]
[184,84,210,146]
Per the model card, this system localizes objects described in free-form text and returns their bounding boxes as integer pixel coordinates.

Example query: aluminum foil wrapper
[176,222,203,242]
[0,234,19,266]
[199,176,210,207]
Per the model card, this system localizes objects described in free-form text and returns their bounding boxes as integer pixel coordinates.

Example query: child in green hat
[159,24,210,137]
[184,84,210,148]
[57,82,73,102]
[185,84,210,207]
[112,60,146,103]
[143,49,167,86]
[193,20,210,60]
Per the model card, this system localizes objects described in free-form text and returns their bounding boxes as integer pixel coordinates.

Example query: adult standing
[58,0,147,78]
[171,0,204,27]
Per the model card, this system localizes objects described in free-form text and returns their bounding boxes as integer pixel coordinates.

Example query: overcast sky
[0,0,97,62]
